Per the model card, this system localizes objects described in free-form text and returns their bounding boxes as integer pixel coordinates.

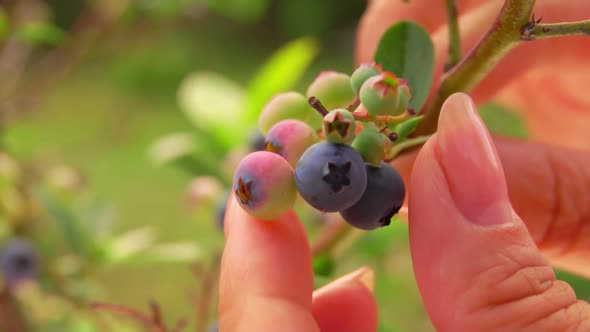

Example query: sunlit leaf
[107,227,157,263]
[178,71,247,148]
[245,37,319,124]
[374,21,434,112]
[15,22,65,46]
[112,242,202,265]
[149,132,228,181]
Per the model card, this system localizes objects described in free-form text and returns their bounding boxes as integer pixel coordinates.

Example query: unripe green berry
[322,109,356,144]
[352,127,390,166]
[350,62,383,94]
[306,71,355,111]
[258,92,319,135]
[359,72,410,117]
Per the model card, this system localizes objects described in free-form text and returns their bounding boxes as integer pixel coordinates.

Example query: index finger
[218,197,318,331]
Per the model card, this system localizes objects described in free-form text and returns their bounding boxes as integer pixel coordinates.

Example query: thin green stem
[445,0,462,69]
[311,219,355,257]
[415,0,537,135]
[522,19,590,40]
[386,135,431,160]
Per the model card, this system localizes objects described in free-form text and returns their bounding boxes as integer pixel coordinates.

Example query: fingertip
[220,196,315,329]
[312,267,378,332]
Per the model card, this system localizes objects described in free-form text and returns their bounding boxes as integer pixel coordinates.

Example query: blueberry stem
[444,0,462,71]
[0,289,29,332]
[345,95,360,111]
[521,18,590,40]
[311,217,356,257]
[385,135,432,161]
[308,96,329,117]
[416,0,536,135]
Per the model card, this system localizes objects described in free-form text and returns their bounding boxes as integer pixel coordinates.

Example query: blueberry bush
[1,0,590,331]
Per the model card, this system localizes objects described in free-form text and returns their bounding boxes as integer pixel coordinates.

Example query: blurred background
[0,1,588,331]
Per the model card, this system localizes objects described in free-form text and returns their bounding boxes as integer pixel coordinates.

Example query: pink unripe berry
[233,151,297,220]
[265,120,318,168]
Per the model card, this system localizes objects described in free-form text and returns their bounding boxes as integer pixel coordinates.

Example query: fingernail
[436,93,511,226]
[315,266,375,296]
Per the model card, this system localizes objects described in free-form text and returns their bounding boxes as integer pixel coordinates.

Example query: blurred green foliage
[0,1,588,331]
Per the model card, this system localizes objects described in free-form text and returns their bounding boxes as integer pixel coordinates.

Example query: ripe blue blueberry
[0,238,39,286]
[340,162,405,230]
[295,142,367,212]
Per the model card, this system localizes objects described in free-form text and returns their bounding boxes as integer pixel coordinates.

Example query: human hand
[356,0,590,278]
[218,195,377,332]
[218,92,590,331]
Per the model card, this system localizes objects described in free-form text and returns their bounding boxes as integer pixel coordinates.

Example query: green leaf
[478,102,528,138]
[245,37,319,124]
[0,8,8,42]
[148,132,228,183]
[178,71,247,148]
[35,188,92,255]
[555,269,590,301]
[15,22,65,46]
[374,21,434,112]
[391,115,424,140]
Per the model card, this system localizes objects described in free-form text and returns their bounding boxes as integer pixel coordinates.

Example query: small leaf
[114,242,202,265]
[178,71,247,147]
[478,103,528,138]
[108,227,157,263]
[149,132,228,182]
[35,188,91,255]
[391,115,424,141]
[374,21,434,112]
[15,22,65,46]
[245,37,319,124]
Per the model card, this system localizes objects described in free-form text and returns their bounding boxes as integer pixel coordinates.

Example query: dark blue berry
[295,142,367,212]
[0,238,39,286]
[249,130,266,152]
[340,162,405,230]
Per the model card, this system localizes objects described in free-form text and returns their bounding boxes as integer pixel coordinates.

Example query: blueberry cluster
[232,63,415,230]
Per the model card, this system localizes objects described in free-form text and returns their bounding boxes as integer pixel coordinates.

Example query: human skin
[218,1,590,331]
[357,0,590,277]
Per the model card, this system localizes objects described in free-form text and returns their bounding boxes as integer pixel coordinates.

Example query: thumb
[409,93,590,332]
